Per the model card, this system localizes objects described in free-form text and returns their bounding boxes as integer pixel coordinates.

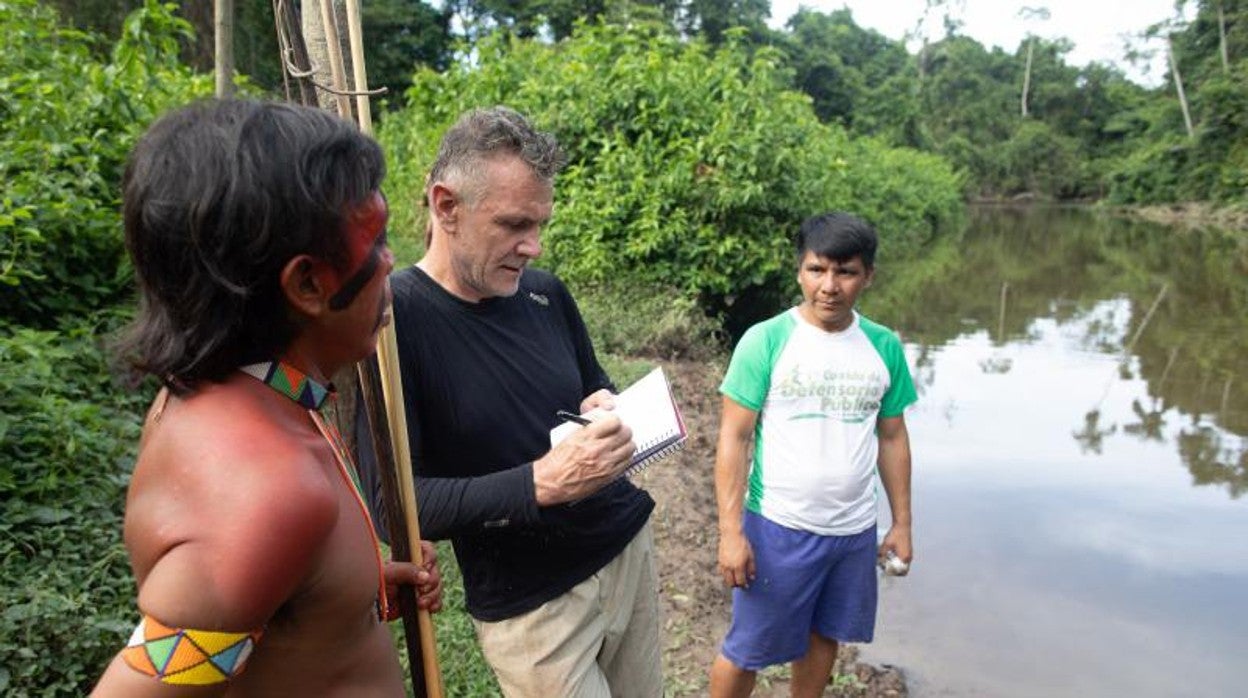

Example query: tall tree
[447,0,621,40]
[362,0,453,103]
[679,0,770,44]
[783,8,919,145]
[909,0,966,88]
[1168,31,1196,137]
[1018,5,1051,118]
[1217,0,1230,71]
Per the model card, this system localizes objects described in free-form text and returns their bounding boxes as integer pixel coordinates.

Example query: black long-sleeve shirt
[356,266,654,621]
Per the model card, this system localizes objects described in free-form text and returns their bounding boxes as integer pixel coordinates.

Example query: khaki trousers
[473,522,662,698]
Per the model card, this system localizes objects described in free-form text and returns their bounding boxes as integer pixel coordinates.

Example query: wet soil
[635,359,908,697]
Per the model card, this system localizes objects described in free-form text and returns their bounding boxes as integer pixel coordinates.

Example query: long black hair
[117,99,385,391]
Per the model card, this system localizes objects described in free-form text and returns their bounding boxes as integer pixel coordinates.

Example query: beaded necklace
[239,360,389,622]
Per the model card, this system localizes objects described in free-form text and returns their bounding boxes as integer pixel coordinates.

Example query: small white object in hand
[881,551,909,576]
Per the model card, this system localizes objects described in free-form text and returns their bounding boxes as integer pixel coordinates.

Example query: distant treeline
[51,0,1248,207]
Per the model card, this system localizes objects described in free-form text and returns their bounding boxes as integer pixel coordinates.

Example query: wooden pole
[272,0,318,106]
[343,1,444,694]
[357,356,439,697]
[316,0,353,119]
[214,0,235,97]
[344,0,373,134]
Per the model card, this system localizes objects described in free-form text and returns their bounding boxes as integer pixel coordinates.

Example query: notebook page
[550,367,686,465]
[609,367,683,449]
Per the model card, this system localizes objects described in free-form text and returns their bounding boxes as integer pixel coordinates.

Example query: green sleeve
[720,314,792,412]
[861,318,917,418]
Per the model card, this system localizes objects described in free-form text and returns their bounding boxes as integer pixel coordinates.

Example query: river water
[858,206,1248,697]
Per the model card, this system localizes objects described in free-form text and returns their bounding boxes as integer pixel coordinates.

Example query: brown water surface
[859,205,1248,697]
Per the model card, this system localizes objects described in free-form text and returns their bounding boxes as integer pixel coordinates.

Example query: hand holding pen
[533,409,634,506]
[556,410,592,426]
[558,385,616,426]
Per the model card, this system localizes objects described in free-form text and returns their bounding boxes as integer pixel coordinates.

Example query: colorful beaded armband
[121,615,263,685]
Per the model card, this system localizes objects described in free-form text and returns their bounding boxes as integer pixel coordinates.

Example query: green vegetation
[423,544,502,696]
[574,279,723,362]
[0,314,151,694]
[0,3,209,693]
[380,20,962,332]
[50,0,1247,211]
[773,2,1248,208]
[0,0,210,326]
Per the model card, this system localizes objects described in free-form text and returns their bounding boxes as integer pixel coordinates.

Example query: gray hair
[426,106,566,206]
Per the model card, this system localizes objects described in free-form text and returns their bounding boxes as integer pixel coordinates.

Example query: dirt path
[637,359,908,698]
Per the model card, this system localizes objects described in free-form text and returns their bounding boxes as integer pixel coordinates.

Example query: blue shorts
[720,511,877,671]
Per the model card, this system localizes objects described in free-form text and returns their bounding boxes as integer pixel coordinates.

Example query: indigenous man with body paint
[92,99,442,696]
[708,213,917,698]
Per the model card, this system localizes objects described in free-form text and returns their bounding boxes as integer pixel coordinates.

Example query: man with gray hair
[357,106,662,697]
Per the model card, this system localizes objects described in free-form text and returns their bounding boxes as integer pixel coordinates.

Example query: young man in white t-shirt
[709,212,917,698]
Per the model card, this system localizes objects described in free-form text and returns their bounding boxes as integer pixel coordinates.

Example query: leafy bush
[1193,71,1248,202]
[0,314,152,695]
[574,282,724,361]
[379,21,962,329]
[999,120,1080,198]
[1107,135,1190,204]
[0,0,210,327]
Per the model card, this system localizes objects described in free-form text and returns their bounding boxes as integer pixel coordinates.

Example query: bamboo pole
[342,0,443,694]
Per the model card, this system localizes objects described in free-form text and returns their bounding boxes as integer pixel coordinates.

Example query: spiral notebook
[550,366,688,477]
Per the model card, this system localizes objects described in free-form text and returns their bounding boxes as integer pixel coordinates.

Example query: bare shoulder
[126,381,339,629]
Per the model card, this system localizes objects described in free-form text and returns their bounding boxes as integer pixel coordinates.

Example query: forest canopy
[46,0,1248,208]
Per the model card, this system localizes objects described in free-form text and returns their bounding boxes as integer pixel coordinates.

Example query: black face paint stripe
[328,232,386,311]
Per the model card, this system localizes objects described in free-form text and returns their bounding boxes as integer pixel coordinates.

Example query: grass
[389,542,501,697]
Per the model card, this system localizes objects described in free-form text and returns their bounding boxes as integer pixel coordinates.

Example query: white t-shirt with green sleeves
[720,308,917,536]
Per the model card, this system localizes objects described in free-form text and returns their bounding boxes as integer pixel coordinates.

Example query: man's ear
[430,182,459,232]
[279,254,331,318]
[864,266,876,288]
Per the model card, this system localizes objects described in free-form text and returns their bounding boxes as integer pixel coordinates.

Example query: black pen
[556,410,592,426]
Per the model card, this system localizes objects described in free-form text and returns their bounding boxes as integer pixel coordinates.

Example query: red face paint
[327,192,390,311]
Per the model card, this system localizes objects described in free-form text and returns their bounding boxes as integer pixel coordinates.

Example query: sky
[767,0,1194,86]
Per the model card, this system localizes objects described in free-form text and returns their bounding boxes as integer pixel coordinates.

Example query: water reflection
[857,205,1248,696]
[1181,426,1248,499]
[1073,409,1116,454]
[976,282,1013,374]
[865,205,1248,499]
